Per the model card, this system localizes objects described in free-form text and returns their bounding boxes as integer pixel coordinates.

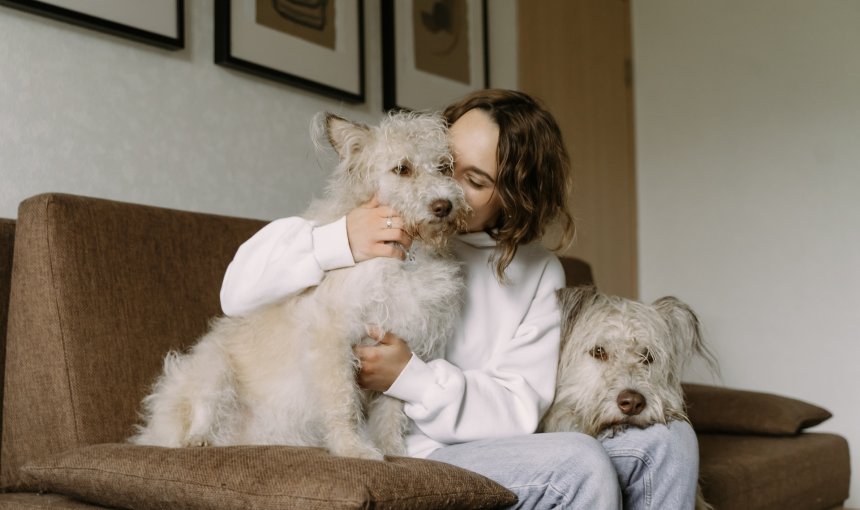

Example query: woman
[220,90,699,509]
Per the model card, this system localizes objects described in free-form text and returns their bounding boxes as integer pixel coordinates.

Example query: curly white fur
[130,111,467,460]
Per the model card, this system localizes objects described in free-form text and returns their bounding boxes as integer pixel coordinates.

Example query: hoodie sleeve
[220,216,354,317]
[384,255,565,443]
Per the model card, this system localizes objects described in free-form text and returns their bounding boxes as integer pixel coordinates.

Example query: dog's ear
[316,113,371,161]
[556,285,598,341]
[652,296,720,376]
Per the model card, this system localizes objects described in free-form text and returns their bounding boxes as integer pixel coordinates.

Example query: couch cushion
[698,432,850,510]
[1,194,265,488]
[0,492,111,509]
[683,383,832,435]
[20,444,516,510]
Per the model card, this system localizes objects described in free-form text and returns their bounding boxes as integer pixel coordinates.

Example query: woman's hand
[346,197,413,263]
[354,327,412,392]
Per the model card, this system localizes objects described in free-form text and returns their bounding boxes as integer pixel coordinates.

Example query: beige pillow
[683,383,832,435]
[21,444,516,510]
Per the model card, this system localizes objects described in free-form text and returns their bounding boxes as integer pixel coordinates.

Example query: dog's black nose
[617,389,646,416]
[430,199,453,218]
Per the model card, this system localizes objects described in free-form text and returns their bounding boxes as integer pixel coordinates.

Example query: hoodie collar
[457,231,498,248]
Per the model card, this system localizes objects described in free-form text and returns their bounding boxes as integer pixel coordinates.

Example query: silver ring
[386,217,393,229]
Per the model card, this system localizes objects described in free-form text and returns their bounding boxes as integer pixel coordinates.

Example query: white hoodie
[220,217,564,458]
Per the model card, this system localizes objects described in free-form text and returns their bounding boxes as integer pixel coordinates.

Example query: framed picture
[0,0,184,50]
[381,0,488,112]
[215,0,365,103]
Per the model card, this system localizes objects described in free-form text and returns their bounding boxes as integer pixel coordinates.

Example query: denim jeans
[426,421,699,510]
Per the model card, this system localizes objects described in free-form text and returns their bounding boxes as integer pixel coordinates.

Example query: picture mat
[395,0,485,111]
[230,0,361,95]
[36,0,178,37]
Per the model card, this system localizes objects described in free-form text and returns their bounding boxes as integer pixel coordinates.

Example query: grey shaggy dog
[541,285,718,509]
[130,111,469,460]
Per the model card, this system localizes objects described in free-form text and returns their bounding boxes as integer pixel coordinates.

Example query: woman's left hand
[354,327,412,392]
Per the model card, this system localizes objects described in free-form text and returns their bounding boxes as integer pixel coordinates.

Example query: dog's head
[545,285,718,437]
[314,111,469,250]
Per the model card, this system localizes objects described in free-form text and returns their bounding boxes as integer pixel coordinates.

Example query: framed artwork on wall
[0,0,184,50]
[381,0,488,112]
[215,0,365,103]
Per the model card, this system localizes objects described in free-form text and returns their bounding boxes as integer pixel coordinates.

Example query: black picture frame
[382,0,488,112]
[0,0,185,50]
[215,0,365,104]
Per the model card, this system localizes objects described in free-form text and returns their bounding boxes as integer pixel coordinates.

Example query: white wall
[0,0,516,220]
[633,1,859,506]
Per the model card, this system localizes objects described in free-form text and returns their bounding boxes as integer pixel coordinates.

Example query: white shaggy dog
[540,285,718,509]
[541,285,718,436]
[130,111,468,460]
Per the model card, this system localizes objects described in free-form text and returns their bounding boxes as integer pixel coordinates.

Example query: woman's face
[449,108,502,233]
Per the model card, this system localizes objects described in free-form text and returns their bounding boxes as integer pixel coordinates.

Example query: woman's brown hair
[443,89,575,281]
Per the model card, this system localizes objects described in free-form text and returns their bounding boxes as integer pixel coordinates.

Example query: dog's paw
[182,435,211,448]
[330,442,385,461]
[376,438,406,457]
[354,447,386,461]
[327,431,386,460]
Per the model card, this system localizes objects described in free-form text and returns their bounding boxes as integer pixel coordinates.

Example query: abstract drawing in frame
[382,0,488,111]
[215,0,365,103]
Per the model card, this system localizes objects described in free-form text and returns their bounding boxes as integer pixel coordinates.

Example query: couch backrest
[559,256,595,288]
[1,194,265,488]
[0,218,15,462]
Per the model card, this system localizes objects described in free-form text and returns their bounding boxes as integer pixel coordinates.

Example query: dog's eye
[589,346,608,361]
[640,349,654,365]
[392,161,412,176]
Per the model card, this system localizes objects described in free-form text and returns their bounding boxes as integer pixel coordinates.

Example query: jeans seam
[508,482,568,508]
[607,448,653,510]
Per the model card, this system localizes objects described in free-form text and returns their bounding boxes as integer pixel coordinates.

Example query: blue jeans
[426,421,699,509]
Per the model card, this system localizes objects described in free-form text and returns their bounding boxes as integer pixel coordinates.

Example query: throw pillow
[21,444,516,510]
[683,383,832,435]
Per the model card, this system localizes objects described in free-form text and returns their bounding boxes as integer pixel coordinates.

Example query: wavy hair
[443,89,575,281]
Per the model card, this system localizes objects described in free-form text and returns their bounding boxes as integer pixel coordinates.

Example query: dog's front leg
[311,324,384,460]
[366,393,408,456]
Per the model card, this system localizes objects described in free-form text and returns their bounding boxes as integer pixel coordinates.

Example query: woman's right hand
[346,197,413,262]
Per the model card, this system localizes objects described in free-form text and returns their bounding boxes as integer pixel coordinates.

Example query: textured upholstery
[1,194,264,488]
[684,383,833,435]
[0,218,15,455]
[0,491,110,509]
[559,255,594,288]
[20,443,516,510]
[699,433,850,510]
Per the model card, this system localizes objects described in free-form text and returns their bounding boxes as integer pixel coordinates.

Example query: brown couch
[0,193,851,509]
